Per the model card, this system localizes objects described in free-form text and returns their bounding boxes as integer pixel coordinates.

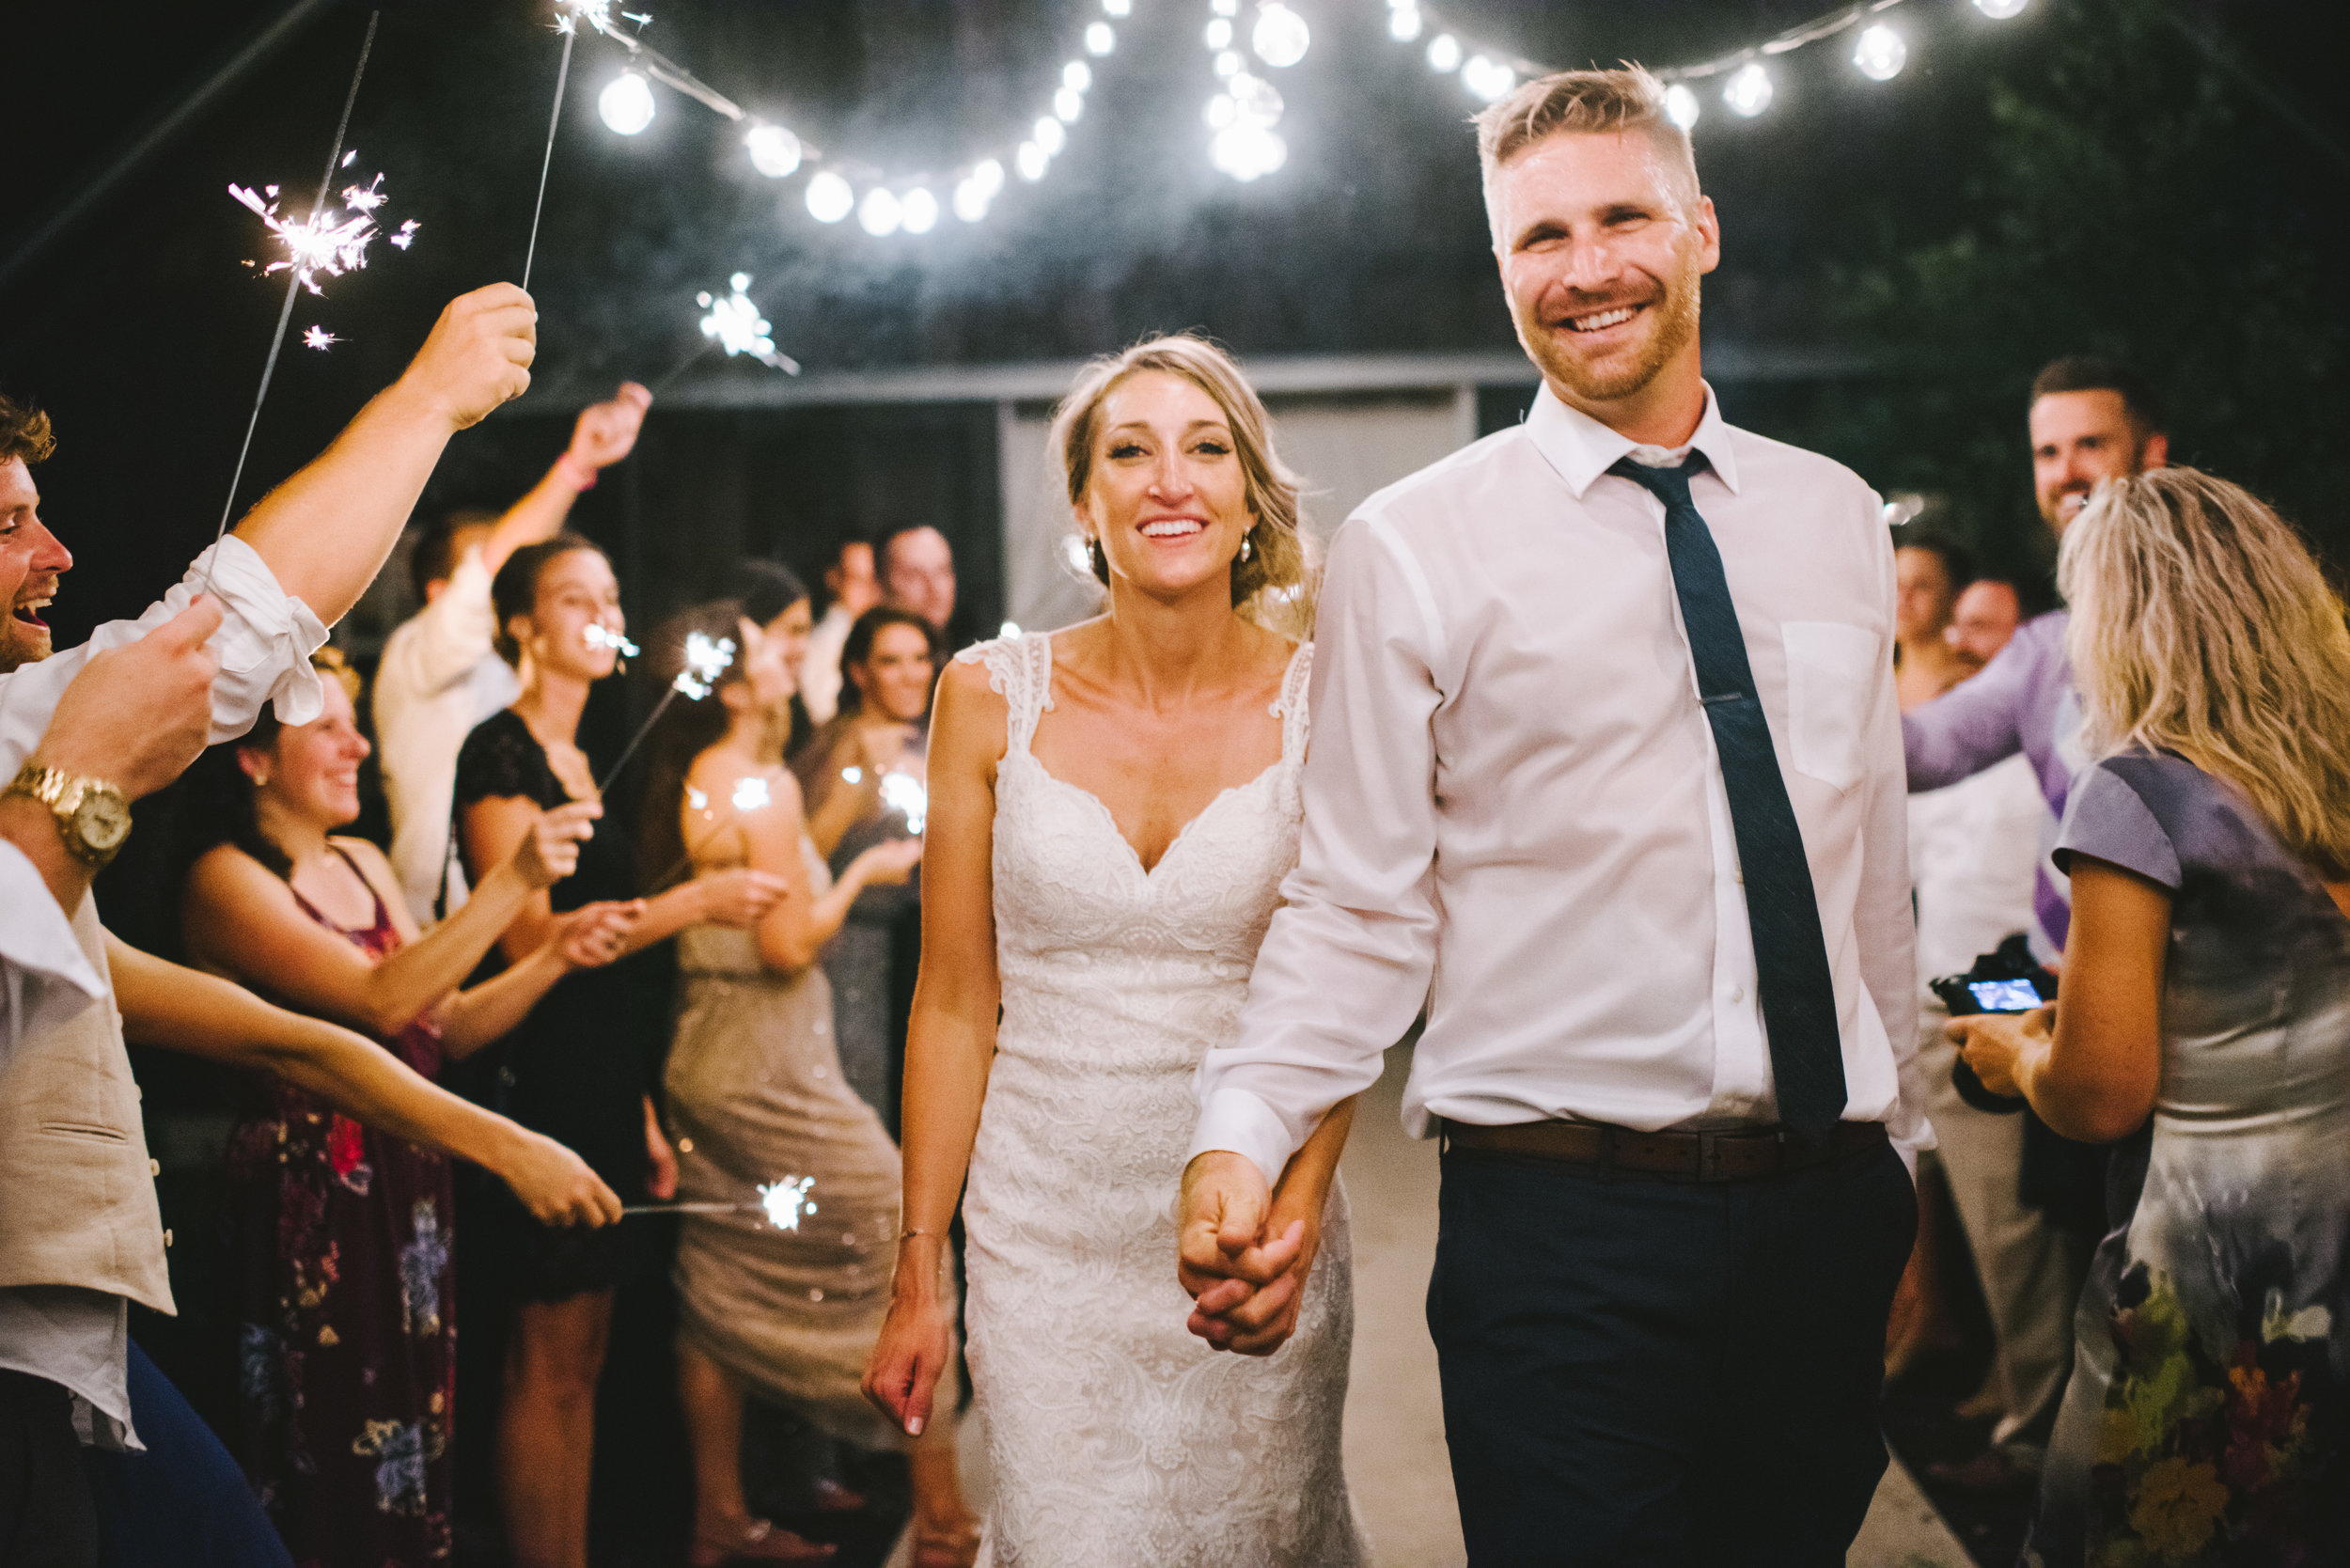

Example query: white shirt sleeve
[0,843,104,1071]
[1188,516,1448,1186]
[0,533,330,783]
[381,546,498,698]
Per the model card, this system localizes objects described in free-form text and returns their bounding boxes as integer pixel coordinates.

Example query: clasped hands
[1177,1152,1314,1356]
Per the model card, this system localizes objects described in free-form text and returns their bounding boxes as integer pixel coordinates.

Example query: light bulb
[1085,21,1115,55]
[952,179,989,222]
[1426,34,1462,72]
[1251,3,1309,68]
[1210,122,1286,180]
[1664,82,1701,130]
[1973,0,2029,16]
[1214,51,1243,77]
[1063,60,1092,92]
[1723,61,1772,117]
[1205,94,1237,130]
[857,186,901,236]
[805,170,854,222]
[744,123,802,178]
[1853,24,1905,80]
[973,157,1006,196]
[1055,86,1085,121]
[901,186,939,233]
[598,71,656,135]
[1016,141,1049,180]
[1388,5,1422,41]
[1103,0,1132,12]
[1206,17,1234,49]
[1213,0,1238,13]
[1034,116,1067,156]
[1461,54,1515,102]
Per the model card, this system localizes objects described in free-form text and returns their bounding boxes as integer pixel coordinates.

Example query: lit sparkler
[878,771,928,834]
[303,326,338,351]
[730,776,772,813]
[594,630,736,792]
[227,161,411,297]
[619,1175,817,1231]
[696,274,801,374]
[583,623,639,657]
[554,0,652,38]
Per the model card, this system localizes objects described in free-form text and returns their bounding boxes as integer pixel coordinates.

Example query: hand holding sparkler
[494,1126,623,1228]
[689,867,791,929]
[548,899,645,969]
[562,382,652,481]
[509,798,603,888]
[394,283,538,432]
[845,835,924,889]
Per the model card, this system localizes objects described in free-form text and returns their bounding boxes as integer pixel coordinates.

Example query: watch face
[72,791,133,855]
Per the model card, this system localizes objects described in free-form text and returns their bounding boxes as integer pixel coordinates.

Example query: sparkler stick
[202,8,381,592]
[622,1179,816,1230]
[593,629,734,794]
[520,23,575,293]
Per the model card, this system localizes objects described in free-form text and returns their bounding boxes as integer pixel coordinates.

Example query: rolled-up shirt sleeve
[1188,515,1448,1186]
[1901,627,2032,792]
[0,535,329,782]
[0,843,104,1069]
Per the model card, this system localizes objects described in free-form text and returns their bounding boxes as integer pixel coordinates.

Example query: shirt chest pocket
[1780,620,1880,793]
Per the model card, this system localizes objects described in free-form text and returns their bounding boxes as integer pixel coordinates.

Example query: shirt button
[162,1229,174,1248]
[149,1159,162,1177]
[1729,985,1747,1004]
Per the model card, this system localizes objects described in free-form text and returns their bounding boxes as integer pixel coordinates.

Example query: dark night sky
[3,0,2332,643]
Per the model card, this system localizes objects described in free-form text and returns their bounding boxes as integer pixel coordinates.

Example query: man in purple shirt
[1903,356,2169,958]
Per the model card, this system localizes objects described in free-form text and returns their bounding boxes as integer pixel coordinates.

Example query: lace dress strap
[952,633,1055,755]
[1272,641,1313,766]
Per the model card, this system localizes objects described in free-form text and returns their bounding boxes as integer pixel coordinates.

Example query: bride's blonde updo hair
[1047,335,1314,627]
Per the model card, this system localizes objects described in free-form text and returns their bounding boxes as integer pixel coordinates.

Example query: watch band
[6,762,131,868]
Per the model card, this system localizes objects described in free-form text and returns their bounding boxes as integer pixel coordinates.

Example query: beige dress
[665,835,933,1448]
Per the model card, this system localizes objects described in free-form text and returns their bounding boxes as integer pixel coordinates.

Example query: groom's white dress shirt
[1190,384,1927,1187]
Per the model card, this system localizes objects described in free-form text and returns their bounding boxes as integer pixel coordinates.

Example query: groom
[1179,67,1926,1565]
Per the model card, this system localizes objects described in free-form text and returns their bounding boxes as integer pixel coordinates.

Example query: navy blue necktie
[1609,455,1848,1135]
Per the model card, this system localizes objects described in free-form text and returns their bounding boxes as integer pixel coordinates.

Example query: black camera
[1929,933,2056,1114]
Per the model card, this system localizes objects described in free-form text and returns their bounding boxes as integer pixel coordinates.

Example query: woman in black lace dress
[454,534,787,1568]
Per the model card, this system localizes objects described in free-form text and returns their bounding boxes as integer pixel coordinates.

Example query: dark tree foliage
[1803,0,2348,588]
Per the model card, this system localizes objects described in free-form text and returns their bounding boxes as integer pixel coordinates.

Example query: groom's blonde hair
[1473,66,1700,248]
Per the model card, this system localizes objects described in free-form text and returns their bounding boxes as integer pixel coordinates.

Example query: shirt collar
[1524,381,1743,500]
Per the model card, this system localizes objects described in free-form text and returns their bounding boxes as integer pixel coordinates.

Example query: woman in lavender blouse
[1953,469,2350,1565]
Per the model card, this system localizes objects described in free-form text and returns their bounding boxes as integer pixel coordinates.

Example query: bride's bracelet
[899,1227,942,1244]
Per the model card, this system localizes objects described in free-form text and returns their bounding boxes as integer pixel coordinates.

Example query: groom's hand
[1179,1152,1304,1353]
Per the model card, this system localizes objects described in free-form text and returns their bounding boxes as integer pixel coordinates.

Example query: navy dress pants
[82,1342,292,1568]
[1429,1138,1917,1567]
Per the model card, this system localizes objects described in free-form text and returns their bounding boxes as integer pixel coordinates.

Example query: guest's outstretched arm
[477,382,650,577]
[231,284,537,628]
[864,659,1005,1437]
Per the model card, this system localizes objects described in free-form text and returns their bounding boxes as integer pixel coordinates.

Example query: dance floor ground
[895,1043,1974,1567]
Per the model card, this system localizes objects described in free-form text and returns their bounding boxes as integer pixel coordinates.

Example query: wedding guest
[456,534,786,1568]
[740,559,818,762]
[793,606,934,1130]
[1947,576,2023,670]
[1905,355,2170,959]
[375,384,650,922]
[800,539,882,728]
[645,603,971,1566]
[1893,531,1977,711]
[0,286,540,1563]
[174,646,640,1564]
[877,525,964,651]
[1952,468,2350,1564]
[1183,69,1920,1562]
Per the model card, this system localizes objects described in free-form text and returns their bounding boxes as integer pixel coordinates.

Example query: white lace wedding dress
[956,632,1367,1568]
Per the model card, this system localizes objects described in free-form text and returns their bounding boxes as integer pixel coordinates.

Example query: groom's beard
[1512,258,1703,409]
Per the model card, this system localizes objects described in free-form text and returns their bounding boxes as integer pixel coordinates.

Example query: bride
[862,336,1368,1566]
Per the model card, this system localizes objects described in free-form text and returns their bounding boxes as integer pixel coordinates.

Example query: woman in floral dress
[178,651,635,1564]
[1953,469,2350,1566]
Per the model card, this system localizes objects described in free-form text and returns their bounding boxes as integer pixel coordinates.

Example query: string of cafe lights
[576,0,2040,224]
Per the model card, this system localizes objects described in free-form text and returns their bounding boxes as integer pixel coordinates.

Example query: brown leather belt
[1438,1117,1888,1183]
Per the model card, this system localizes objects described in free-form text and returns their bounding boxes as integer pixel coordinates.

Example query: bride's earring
[1087,535,1105,577]
[1239,529,1255,564]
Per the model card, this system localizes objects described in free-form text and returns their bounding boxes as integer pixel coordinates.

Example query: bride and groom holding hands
[863,64,1923,1567]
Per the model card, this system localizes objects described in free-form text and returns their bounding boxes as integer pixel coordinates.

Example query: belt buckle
[1696,1129,1723,1182]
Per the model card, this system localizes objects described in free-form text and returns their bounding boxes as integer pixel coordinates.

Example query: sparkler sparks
[583,623,639,657]
[730,776,772,813]
[696,274,801,374]
[758,1177,817,1231]
[302,326,338,351]
[227,161,414,298]
[554,0,651,38]
[878,771,929,834]
[674,630,736,699]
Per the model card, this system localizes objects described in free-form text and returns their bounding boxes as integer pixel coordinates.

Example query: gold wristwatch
[6,763,133,868]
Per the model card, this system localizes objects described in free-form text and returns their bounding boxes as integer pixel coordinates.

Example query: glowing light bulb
[1664,82,1701,130]
[1723,61,1772,117]
[952,178,989,222]
[857,186,902,236]
[1853,24,1905,81]
[1213,0,1239,13]
[1973,0,2029,16]
[806,170,854,222]
[598,71,656,135]
[1085,21,1115,55]
[1230,72,1283,128]
[1214,50,1243,77]
[1211,122,1286,180]
[1205,93,1237,130]
[973,158,1006,196]
[901,187,939,232]
[1016,141,1049,180]
[1251,3,1309,68]
[1205,17,1234,49]
[1426,34,1462,71]
[1064,60,1092,92]
[1461,54,1515,102]
[1103,0,1132,13]
[744,123,802,178]
[1034,116,1067,156]
[1055,86,1084,121]
[1388,6,1422,41]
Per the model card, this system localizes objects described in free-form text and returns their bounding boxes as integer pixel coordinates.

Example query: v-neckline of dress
[1017,635,1304,881]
